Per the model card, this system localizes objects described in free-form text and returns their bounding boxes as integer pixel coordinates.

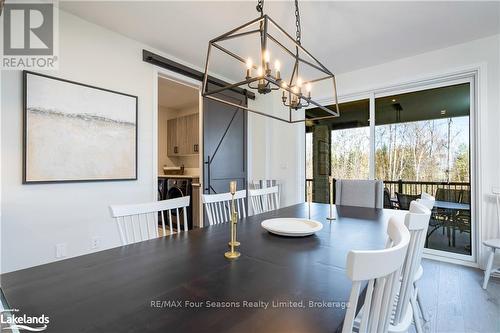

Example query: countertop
[158,175,200,179]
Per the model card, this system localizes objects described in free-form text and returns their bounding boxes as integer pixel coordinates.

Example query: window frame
[306,70,478,264]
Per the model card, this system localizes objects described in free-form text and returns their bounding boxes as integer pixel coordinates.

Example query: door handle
[204,155,211,193]
[194,144,199,152]
[174,146,178,154]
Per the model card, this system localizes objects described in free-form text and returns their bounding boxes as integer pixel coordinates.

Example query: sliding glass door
[305,77,475,260]
[376,83,472,256]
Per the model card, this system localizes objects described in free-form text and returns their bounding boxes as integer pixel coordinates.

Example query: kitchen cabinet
[167,118,177,155]
[186,113,199,154]
[176,116,188,155]
[167,114,199,156]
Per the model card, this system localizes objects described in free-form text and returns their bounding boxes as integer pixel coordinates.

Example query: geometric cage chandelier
[202,0,340,123]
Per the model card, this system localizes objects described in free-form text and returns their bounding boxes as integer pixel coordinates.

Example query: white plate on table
[261,218,323,237]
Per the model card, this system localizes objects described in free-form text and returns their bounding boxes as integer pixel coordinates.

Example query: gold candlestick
[228,210,240,247]
[228,193,240,247]
[225,181,240,260]
[327,176,336,221]
[228,180,240,247]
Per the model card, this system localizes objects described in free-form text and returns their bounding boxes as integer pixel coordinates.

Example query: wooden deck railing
[305,178,471,202]
[383,180,470,198]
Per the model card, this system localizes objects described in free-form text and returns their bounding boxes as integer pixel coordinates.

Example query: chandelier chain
[256,0,264,17]
[295,0,302,44]
[255,0,301,44]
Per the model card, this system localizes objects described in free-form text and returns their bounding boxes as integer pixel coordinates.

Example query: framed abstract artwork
[23,71,138,183]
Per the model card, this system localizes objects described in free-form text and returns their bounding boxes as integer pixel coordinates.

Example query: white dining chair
[109,196,190,245]
[202,190,247,225]
[335,179,384,208]
[342,216,411,333]
[249,186,280,215]
[413,193,435,323]
[251,179,281,204]
[251,179,279,189]
[417,192,435,210]
[483,187,500,289]
[393,201,432,333]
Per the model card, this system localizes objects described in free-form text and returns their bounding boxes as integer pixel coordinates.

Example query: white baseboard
[422,252,480,269]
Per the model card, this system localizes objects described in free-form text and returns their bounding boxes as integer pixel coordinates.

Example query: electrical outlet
[91,236,100,249]
[55,243,67,258]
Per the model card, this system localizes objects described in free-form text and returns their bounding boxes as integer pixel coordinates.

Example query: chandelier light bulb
[296,77,303,87]
[274,60,281,71]
[275,60,281,81]
[305,83,312,92]
[257,66,263,77]
[245,58,253,79]
[263,50,271,63]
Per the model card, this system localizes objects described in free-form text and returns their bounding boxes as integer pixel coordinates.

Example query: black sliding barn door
[203,90,247,200]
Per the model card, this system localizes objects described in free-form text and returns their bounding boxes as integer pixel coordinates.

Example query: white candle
[308,183,312,219]
[229,181,237,195]
[245,58,252,79]
[329,176,333,205]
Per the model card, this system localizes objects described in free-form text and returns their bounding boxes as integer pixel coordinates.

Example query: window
[305,80,474,259]
[376,83,471,255]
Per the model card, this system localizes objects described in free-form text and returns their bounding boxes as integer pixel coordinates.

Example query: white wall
[248,91,306,208]
[1,11,172,273]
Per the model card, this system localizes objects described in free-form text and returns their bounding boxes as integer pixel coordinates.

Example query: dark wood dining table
[1,203,406,333]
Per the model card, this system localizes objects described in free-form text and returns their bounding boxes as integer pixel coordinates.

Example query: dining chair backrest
[251,179,281,206]
[494,187,500,233]
[335,179,384,209]
[395,192,420,210]
[251,179,279,189]
[460,190,471,204]
[393,201,432,326]
[435,188,461,203]
[418,192,436,211]
[109,196,190,245]
[249,186,280,215]
[202,190,247,225]
[383,187,392,209]
[342,216,410,333]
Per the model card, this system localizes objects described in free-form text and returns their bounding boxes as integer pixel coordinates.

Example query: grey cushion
[335,179,384,208]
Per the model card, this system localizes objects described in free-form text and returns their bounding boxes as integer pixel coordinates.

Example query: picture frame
[23,71,138,184]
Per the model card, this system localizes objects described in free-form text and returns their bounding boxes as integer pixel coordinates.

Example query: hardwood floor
[158,226,175,236]
[411,259,500,333]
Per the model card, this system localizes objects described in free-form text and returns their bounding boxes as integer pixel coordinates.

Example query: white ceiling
[158,77,198,109]
[61,1,500,78]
